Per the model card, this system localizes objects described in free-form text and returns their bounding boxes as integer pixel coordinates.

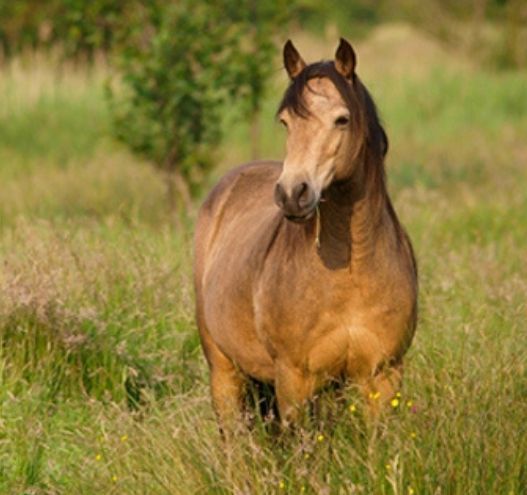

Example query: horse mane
[277,61,405,238]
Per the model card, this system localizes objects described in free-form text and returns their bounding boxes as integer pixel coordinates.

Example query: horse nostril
[293,182,314,208]
[274,182,287,209]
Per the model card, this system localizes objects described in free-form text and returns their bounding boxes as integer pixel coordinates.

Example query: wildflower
[300,487,306,493]
[410,432,417,439]
[112,475,118,483]
[406,400,413,408]
[120,434,128,443]
[396,392,401,398]
[317,434,325,442]
[304,453,310,459]
[95,454,102,462]
[369,391,381,400]
[279,480,285,490]
[385,463,392,471]
[408,487,415,495]
[349,404,357,413]
[390,398,400,408]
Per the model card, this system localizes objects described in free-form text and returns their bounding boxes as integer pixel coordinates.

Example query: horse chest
[254,264,358,350]
[253,257,409,379]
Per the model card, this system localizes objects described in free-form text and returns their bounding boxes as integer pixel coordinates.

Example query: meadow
[0,26,526,494]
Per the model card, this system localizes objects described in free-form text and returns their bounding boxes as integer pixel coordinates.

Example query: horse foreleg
[275,361,315,427]
[360,362,403,417]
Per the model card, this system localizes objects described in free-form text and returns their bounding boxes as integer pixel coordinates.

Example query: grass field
[1,27,526,494]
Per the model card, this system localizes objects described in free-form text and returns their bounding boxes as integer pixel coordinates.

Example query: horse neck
[318,150,388,271]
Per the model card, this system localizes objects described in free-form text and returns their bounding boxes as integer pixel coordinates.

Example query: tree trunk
[250,110,261,161]
[173,169,193,218]
[165,170,182,232]
[165,168,194,233]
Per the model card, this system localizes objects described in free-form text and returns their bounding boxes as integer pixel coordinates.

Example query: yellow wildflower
[279,480,285,490]
[385,463,391,471]
[406,400,413,408]
[349,404,357,413]
[95,454,102,462]
[408,487,415,495]
[317,434,324,442]
[112,475,118,483]
[120,434,128,442]
[390,398,400,408]
[410,432,417,439]
[369,391,381,400]
[396,392,401,398]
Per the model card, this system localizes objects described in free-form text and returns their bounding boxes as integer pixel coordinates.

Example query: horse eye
[335,116,350,127]
[279,118,288,128]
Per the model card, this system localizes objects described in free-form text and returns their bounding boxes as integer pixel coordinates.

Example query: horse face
[275,77,356,222]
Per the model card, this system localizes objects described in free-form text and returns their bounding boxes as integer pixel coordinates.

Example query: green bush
[108,0,292,222]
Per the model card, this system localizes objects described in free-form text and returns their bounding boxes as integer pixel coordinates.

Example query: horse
[193,38,418,429]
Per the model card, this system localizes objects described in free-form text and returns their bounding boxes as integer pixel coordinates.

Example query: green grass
[1,29,526,494]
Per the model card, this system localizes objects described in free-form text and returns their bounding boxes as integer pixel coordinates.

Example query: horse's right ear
[283,40,306,79]
[335,38,356,80]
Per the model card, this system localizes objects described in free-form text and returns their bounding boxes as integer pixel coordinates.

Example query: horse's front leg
[275,361,316,427]
[199,327,245,434]
[360,362,403,417]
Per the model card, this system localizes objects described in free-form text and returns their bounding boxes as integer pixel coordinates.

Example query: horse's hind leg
[198,326,245,433]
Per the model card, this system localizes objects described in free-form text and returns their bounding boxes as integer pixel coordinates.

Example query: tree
[108,1,293,228]
[0,0,130,61]
[224,0,291,159]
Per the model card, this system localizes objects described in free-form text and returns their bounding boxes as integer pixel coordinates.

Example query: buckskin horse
[194,39,418,428]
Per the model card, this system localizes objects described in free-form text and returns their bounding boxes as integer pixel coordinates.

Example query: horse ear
[283,40,306,79]
[335,38,356,80]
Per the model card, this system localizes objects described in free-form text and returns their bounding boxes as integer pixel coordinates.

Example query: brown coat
[194,39,417,427]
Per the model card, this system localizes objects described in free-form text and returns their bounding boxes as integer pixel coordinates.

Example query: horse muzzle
[274,181,318,222]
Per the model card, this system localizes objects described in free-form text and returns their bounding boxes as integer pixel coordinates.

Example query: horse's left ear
[335,38,356,80]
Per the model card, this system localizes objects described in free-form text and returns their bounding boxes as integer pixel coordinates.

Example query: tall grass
[0,27,526,494]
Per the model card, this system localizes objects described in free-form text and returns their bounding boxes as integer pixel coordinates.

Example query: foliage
[0,0,129,59]
[295,0,527,68]
[108,0,292,199]
[1,0,526,69]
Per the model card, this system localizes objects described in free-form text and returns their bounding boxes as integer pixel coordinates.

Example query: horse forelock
[277,61,387,162]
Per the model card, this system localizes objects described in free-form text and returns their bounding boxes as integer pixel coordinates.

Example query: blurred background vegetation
[1,0,526,226]
[0,1,526,494]
[2,0,526,66]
